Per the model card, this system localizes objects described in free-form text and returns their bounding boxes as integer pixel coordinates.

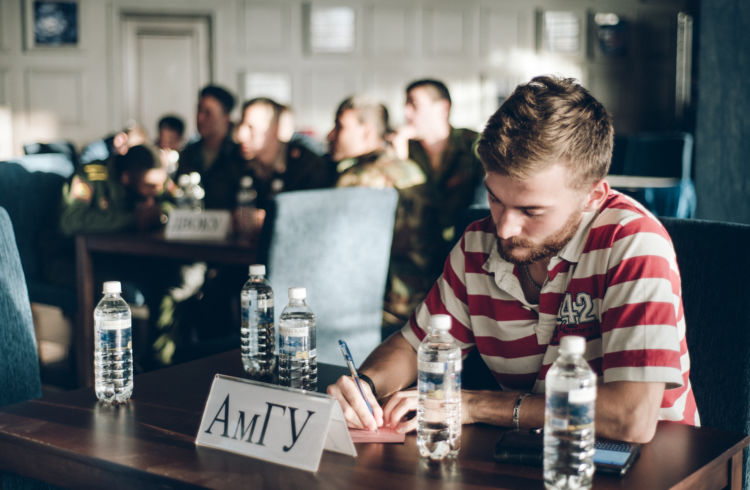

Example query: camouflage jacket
[60,158,172,235]
[408,127,485,259]
[336,149,435,326]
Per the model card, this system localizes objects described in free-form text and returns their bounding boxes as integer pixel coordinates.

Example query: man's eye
[523,210,542,217]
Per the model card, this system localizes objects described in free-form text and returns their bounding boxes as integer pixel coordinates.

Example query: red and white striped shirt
[402,190,699,426]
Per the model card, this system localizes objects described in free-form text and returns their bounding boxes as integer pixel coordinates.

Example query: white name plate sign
[165,209,231,241]
[195,375,357,472]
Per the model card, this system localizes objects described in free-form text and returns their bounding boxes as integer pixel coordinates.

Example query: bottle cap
[559,335,585,355]
[430,314,451,331]
[288,287,306,300]
[240,176,254,188]
[249,264,266,276]
[102,281,121,294]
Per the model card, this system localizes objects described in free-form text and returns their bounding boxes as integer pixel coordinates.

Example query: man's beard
[496,210,583,265]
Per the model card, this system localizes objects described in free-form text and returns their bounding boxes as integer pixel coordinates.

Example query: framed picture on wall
[24,0,79,50]
[536,10,583,56]
[303,4,356,54]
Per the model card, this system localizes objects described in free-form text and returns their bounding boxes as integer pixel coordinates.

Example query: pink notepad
[349,427,406,444]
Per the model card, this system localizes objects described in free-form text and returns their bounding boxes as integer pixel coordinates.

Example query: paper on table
[349,427,406,444]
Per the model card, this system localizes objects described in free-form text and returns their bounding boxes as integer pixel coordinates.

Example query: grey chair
[661,217,750,489]
[0,206,52,489]
[263,187,398,367]
[0,206,41,407]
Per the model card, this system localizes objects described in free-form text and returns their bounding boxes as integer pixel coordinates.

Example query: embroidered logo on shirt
[557,292,596,325]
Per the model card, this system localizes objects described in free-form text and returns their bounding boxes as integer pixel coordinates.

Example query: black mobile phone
[593,439,641,475]
[493,431,640,477]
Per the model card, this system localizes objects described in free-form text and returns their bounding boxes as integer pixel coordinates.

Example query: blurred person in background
[178,85,244,209]
[391,78,486,254]
[235,97,333,212]
[156,114,185,177]
[329,95,431,337]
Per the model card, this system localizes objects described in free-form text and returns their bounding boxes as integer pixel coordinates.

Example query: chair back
[23,140,79,168]
[0,156,76,314]
[0,207,42,407]
[623,131,693,179]
[661,217,750,489]
[264,187,398,366]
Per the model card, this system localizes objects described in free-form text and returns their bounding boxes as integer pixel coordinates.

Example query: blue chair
[0,207,41,407]
[616,131,696,218]
[263,187,398,367]
[23,140,79,168]
[0,205,53,489]
[0,156,76,316]
[661,217,750,489]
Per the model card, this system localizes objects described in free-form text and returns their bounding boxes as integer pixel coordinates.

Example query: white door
[121,14,211,142]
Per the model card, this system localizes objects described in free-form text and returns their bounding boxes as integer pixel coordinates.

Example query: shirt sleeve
[598,216,685,389]
[400,225,479,356]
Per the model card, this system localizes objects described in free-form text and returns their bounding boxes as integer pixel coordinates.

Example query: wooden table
[1,350,747,489]
[75,232,257,387]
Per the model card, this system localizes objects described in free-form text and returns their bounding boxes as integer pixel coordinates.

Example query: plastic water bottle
[188,172,205,210]
[417,314,462,460]
[240,264,274,379]
[235,176,258,238]
[175,174,191,209]
[278,287,317,390]
[544,335,597,489]
[94,281,133,404]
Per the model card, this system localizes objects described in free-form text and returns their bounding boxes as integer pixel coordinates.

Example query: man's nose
[495,210,522,239]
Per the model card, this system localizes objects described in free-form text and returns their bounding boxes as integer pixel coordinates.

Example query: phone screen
[594,448,631,466]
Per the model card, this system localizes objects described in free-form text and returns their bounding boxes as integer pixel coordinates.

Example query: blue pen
[338,339,377,431]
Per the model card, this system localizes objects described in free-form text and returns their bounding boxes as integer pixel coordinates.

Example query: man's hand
[135,200,164,231]
[233,207,266,238]
[326,375,383,431]
[387,125,416,160]
[382,389,418,433]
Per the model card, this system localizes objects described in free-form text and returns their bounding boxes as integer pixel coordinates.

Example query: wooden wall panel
[243,3,291,54]
[25,69,83,125]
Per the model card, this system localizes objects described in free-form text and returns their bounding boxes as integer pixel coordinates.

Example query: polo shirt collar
[554,209,597,265]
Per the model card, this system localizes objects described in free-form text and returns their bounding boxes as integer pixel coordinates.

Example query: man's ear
[583,178,609,211]
[438,99,451,118]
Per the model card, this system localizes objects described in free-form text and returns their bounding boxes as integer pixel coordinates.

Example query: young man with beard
[327,76,698,443]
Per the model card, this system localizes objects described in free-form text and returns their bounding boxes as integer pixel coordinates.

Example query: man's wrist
[358,373,377,399]
[512,393,531,429]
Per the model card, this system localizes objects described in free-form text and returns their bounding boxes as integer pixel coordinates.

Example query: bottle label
[280,326,308,337]
[98,319,131,330]
[549,416,569,430]
[569,387,596,404]
[257,298,272,310]
[418,360,461,374]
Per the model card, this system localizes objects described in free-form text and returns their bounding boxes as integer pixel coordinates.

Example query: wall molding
[24,68,84,125]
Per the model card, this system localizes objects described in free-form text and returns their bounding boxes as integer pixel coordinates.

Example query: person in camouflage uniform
[60,144,172,235]
[385,79,486,332]
[60,143,178,371]
[328,95,430,335]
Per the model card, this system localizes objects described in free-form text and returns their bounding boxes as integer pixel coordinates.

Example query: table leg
[75,235,95,387]
[729,451,743,490]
